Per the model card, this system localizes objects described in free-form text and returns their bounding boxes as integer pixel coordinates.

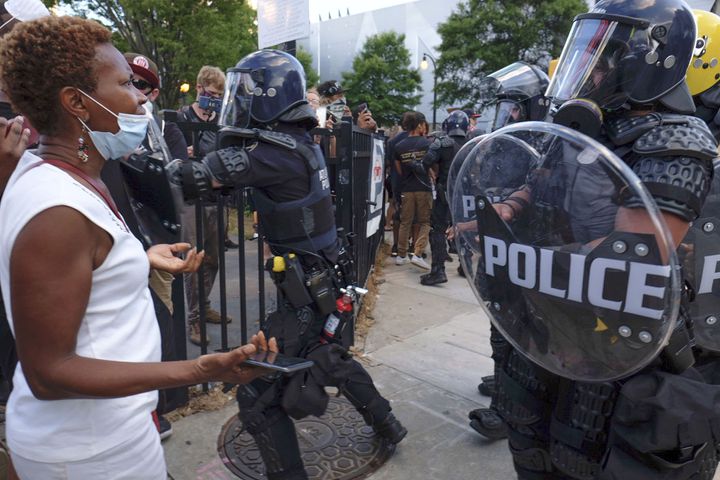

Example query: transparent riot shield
[119,119,183,246]
[450,121,680,381]
[447,134,485,207]
[680,159,720,352]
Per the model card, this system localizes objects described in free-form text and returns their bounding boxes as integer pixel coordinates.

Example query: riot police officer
[453,1,720,478]
[418,110,468,286]
[169,49,406,480]
[688,9,720,142]
[465,61,550,441]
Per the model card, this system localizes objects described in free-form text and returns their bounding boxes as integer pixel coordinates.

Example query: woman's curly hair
[0,16,111,135]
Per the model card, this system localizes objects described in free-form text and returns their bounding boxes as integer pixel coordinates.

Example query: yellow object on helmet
[687,10,720,96]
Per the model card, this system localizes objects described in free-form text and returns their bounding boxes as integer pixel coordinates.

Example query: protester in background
[394,112,432,269]
[0,16,276,479]
[178,65,233,345]
[385,112,412,256]
[124,52,187,161]
[352,101,378,132]
[114,51,191,440]
[317,79,352,122]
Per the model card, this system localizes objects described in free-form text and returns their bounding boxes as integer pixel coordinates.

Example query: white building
[300,0,716,126]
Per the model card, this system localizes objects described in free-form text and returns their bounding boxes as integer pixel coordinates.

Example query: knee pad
[495,350,555,430]
[549,381,619,480]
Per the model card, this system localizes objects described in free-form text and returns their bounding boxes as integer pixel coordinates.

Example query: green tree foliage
[342,32,422,126]
[436,0,585,108]
[48,0,258,108]
[296,46,319,88]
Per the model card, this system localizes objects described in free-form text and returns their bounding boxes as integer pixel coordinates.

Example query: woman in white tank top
[0,16,276,480]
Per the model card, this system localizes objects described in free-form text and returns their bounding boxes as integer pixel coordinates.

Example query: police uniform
[455,1,720,478]
[169,49,406,480]
[419,111,468,286]
[464,62,551,441]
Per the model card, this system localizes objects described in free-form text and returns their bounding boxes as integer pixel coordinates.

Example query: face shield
[218,69,255,129]
[546,15,651,110]
[491,62,548,98]
[493,100,525,130]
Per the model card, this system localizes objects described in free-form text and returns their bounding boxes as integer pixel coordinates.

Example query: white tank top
[0,152,161,462]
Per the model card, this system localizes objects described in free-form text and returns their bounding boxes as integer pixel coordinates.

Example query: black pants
[429,191,451,269]
[236,305,392,480]
[497,346,720,480]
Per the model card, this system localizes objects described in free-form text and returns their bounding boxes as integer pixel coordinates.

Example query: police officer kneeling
[169,49,406,480]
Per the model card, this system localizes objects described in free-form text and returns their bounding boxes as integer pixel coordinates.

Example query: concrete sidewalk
[163,243,516,479]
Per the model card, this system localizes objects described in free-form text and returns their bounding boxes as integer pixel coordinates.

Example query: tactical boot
[420,265,439,283]
[420,267,448,286]
[477,375,496,397]
[205,307,233,324]
[468,408,508,440]
[188,322,209,346]
[374,413,408,444]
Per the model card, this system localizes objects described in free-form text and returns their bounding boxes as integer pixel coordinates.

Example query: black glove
[166,158,213,202]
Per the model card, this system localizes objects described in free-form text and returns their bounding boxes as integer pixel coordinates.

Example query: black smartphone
[243,350,314,373]
[357,102,368,114]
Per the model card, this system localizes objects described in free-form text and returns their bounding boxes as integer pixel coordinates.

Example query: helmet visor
[219,70,254,129]
[546,17,640,109]
[493,100,525,130]
[490,62,548,99]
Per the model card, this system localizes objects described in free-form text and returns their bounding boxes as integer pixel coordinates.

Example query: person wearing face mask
[177,65,234,345]
[0,16,278,480]
[317,79,352,123]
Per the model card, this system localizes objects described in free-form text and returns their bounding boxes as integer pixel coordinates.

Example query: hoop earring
[78,124,89,163]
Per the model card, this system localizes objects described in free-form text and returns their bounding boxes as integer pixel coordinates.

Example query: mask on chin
[77,89,149,160]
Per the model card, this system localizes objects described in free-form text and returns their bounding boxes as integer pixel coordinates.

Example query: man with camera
[169,49,406,480]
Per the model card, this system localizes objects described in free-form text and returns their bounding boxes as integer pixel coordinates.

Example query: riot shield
[680,159,720,352]
[446,134,484,207]
[450,121,680,381]
[118,119,183,246]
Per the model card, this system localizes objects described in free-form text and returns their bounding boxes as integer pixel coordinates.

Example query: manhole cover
[218,396,396,479]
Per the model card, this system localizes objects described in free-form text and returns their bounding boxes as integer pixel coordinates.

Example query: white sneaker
[395,256,409,266]
[411,256,431,270]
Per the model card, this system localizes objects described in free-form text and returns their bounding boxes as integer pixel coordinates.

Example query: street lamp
[420,53,437,129]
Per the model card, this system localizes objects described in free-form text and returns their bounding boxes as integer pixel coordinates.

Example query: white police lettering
[462,195,475,219]
[698,254,720,295]
[318,168,330,190]
[461,194,503,219]
[483,235,670,320]
[508,243,536,289]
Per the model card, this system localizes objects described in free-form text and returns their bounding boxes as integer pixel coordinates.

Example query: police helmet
[219,49,311,128]
[483,61,550,131]
[546,0,697,113]
[445,110,469,137]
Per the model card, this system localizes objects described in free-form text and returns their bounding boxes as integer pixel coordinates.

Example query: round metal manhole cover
[218,396,396,479]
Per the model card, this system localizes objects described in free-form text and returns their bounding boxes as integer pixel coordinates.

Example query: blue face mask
[198,93,222,113]
[77,89,149,160]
